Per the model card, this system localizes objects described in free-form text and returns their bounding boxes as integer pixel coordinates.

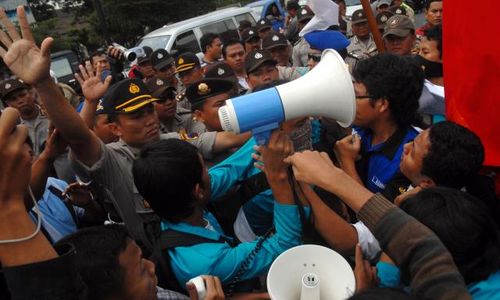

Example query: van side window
[235,13,256,27]
[200,19,239,43]
[172,31,200,56]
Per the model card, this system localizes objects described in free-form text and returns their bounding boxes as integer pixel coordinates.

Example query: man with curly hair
[334,54,423,193]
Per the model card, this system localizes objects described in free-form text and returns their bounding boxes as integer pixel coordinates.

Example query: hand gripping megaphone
[267,245,355,300]
[218,49,355,144]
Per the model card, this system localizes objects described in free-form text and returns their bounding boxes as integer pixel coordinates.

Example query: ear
[193,183,205,202]
[193,110,204,123]
[108,122,123,138]
[418,176,436,189]
[377,98,390,113]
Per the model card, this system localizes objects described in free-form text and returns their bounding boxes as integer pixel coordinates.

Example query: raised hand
[334,133,361,166]
[75,61,112,103]
[0,7,53,86]
[284,150,338,186]
[253,131,294,182]
[0,108,31,209]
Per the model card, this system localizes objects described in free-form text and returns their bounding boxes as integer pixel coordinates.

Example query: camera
[112,43,147,62]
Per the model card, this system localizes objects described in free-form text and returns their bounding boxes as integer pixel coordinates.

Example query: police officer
[262,32,292,67]
[256,18,273,39]
[205,62,246,94]
[150,49,179,91]
[185,77,250,165]
[146,76,205,135]
[175,52,205,110]
[292,7,314,67]
[241,27,261,53]
[383,15,416,56]
[345,9,378,73]
[376,11,394,35]
[0,79,48,156]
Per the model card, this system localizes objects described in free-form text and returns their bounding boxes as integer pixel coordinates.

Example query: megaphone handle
[252,123,280,145]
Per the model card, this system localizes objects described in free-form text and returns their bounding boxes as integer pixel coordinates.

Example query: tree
[28,0,57,21]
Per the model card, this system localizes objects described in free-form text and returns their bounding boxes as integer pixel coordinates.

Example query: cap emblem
[178,57,184,65]
[301,9,307,15]
[129,83,141,94]
[260,20,265,24]
[156,79,164,86]
[249,30,254,35]
[157,53,164,59]
[396,8,402,14]
[5,83,11,89]
[217,68,225,75]
[357,12,363,17]
[272,35,279,41]
[198,83,211,95]
[381,15,388,22]
[254,52,263,59]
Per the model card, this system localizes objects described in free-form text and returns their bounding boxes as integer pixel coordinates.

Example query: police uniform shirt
[22,110,49,156]
[355,126,419,193]
[345,35,378,73]
[292,37,311,67]
[69,132,217,246]
[159,107,206,135]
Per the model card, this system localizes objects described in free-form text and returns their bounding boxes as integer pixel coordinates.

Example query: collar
[362,126,410,160]
[117,138,142,156]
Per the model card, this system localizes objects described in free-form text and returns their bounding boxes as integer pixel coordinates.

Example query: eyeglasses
[308,54,321,62]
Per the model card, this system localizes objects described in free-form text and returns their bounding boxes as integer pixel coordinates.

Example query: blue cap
[304,30,350,51]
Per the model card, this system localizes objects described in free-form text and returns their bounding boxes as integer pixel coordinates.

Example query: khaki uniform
[292,38,311,67]
[159,107,206,135]
[345,35,378,73]
[70,132,217,250]
[22,111,49,156]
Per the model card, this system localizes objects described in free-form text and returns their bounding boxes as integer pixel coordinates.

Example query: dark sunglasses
[308,54,321,62]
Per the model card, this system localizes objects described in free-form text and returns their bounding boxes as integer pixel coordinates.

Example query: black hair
[200,32,221,54]
[424,23,442,59]
[286,0,300,10]
[238,20,252,31]
[400,187,500,284]
[425,0,442,10]
[423,121,484,188]
[348,287,411,300]
[222,39,245,58]
[55,225,130,300]
[133,139,203,223]
[352,54,424,127]
[90,50,106,63]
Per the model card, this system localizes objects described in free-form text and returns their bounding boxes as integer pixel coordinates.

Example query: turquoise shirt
[377,262,500,299]
[161,138,305,287]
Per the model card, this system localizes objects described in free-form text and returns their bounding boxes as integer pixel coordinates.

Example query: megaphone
[267,245,355,300]
[218,49,355,144]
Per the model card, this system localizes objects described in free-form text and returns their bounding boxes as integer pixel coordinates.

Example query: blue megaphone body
[218,49,356,144]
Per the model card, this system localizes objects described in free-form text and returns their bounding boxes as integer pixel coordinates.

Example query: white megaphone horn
[267,245,356,300]
[218,49,355,144]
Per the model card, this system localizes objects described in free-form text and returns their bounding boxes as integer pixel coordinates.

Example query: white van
[136,7,256,58]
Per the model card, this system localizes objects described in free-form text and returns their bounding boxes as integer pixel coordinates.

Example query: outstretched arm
[0,7,104,167]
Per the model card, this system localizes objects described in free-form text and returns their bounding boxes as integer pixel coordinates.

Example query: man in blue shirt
[133,132,305,291]
[334,54,423,193]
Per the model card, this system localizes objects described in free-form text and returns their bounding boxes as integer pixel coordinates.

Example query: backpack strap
[48,185,79,228]
[154,229,227,294]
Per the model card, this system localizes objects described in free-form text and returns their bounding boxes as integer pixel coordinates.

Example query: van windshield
[137,35,171,50]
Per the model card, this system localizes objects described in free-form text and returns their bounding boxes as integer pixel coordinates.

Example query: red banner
[443,0,500,167]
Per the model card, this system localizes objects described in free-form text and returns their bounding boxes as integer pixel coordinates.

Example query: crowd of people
[0,0,498,299]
